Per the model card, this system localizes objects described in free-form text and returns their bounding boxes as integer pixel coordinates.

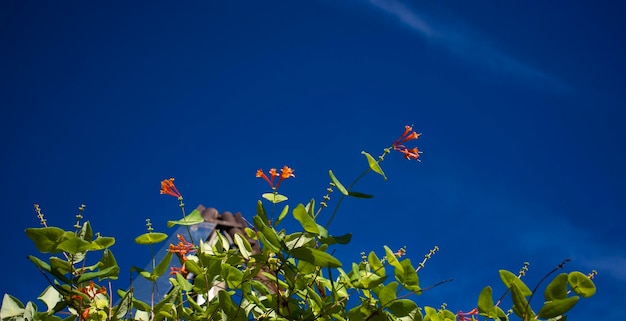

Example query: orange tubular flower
[160,178,182,199]
[257,166,295,189]
[169,234,195,261]
[276,166,295,188]
[392,125,422,161]
[170,264,189,278]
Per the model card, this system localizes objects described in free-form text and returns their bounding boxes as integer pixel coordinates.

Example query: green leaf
[49,257,72,275]
[544,273,568,301]
[290,247,342,268]
[319,233,352,245]
[395,259,420,292]
[379,281,398,307]
[356,271,387,289]
[438,309,456,321]
[499,269,532,296]
[175,273,193,292]
[362,151,387,180]
[112,288,133,321]
[387,299,421,321]
[75,265,120,284]
[38,286,62,312]
[293,203,320,235]
[90,236,115,250]
[256,200,269,225]
[1,294,25,318]
[423,306,440,321]
[348,191,374,198]
[166,209,203,228]
[568,271,596,298]
[98,249,120,280]
[117,289,150,312]
[78,221,93,242]
[222,264,244,289]
[538,296,579,318]
[477,286,495,314]
[152,252,173,280]
[25,227,66,253]
[218,291,246,321]
[261,193,288,204]
[234,234,253,259]
[328,170,349,195]
[384,246,404,275]
[134,232,168,245]
[368,251,386,277]
[509,282,534,320]
[23,302,36,321]
[253,216,282,253]
[285,232,314,249]
[27,255,71,284]
[57,235,91,254]
[275,204,290,226]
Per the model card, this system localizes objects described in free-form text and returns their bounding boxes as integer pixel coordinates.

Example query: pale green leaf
[361,151,387,180]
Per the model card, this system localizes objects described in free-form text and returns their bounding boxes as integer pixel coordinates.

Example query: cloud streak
[368,0,571,93]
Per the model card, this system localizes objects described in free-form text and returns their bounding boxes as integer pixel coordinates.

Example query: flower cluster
[392,125,421,160]
[256,165,295,189]
[169,234,195,277]
[160,178,182,199]
[72,281,107,301]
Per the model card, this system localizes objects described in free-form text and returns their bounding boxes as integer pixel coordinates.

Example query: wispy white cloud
[368,0,571,93]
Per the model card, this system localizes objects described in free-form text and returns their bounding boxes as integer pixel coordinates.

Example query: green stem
[323,148,391,229]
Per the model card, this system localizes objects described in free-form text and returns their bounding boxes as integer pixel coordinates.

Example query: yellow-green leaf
[362,151,387,180]
[134,232,168,245]
[329,170,348,195]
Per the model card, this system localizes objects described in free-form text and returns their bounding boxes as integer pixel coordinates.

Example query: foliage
[1,126,596,321]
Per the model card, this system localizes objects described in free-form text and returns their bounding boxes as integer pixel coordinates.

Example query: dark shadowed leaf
[544,273,569,301]
[348,191,374,198]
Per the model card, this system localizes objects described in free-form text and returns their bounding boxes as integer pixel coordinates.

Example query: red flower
[160,178,182,199]
[256,166,295,189]
[392,125,422,161]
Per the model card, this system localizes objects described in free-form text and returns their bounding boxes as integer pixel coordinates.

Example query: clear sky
[1,1,624,319]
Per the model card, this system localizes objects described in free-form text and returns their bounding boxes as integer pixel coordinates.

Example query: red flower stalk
[160,178,182,199]
[256,165,295,189]
[392,125,422,160]
[169,234,195,261]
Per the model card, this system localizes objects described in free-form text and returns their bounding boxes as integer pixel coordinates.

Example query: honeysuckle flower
[72,281,106,301]
[276,165,295,188]
[160,178,182,199]
[457,307,479,321]
[256,166,295,189]
[170,264,189,278]
[400,147,420,160]
[169,234,195,261]
[392,125,422,161]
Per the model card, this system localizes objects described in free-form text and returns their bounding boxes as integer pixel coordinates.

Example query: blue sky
[1,0,624,319]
